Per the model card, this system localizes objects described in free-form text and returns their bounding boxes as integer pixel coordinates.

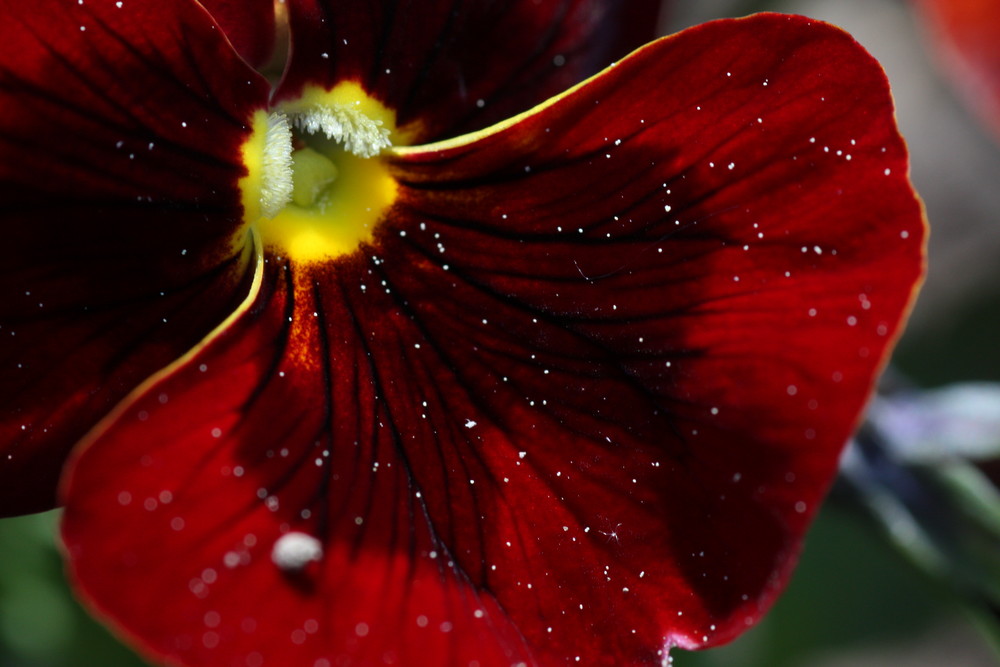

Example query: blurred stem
[837,421,1000,654]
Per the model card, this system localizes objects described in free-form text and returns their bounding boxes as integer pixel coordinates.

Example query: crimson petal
[278,0,663,143]
[0,0,268,515]
[913,0,1000,142]
[62,13,924,666]
[199,0,277,69]
[64,258,538,666]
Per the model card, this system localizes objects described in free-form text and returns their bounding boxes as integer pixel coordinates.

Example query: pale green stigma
[290,147,339,208]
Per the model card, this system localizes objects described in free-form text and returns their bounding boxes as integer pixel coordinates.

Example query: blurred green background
[2,0,999,665]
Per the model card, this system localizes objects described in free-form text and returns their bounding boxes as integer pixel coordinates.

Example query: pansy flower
[0,2,924,666]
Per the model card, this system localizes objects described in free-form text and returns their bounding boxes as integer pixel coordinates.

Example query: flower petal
[277,0,663,143]
[62,13,925,666]
[199,0,277,69]
[64,257,539,666]
[0,0,269,515]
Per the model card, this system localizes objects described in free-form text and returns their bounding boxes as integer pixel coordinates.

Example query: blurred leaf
[841,389,1000,653]
[0,512,148,667]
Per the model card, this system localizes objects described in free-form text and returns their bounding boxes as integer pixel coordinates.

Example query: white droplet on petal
[271,532,323,571]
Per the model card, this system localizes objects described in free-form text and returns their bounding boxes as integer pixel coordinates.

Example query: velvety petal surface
[0,0,269,515]
[199,0,277,69]
[278,0,663,143]
[63,13,925,667]
[914,0,1000,141]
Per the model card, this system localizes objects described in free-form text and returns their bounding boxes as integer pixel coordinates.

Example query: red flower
[913,0,1000,142]
[1,2,924,665]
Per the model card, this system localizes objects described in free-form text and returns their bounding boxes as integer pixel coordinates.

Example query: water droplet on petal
[271,532,323,571]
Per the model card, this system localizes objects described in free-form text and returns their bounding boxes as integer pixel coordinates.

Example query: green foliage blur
[0,512,144,667]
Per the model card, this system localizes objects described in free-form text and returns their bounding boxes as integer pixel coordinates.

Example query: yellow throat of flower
[239,82,399,263]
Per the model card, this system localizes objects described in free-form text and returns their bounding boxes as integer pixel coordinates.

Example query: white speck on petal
[271,532,323,571]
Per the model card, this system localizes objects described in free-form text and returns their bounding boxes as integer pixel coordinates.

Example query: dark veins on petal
[198,0,277,69]
[0,0,267,514]
[279,0,663,143]
[61,12,923,667]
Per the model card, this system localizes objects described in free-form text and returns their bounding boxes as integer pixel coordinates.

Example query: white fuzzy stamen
[271,531,323,571]
[292,104,392,158]
[259,112,294,219]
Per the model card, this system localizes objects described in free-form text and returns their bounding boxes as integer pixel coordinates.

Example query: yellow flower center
[239,82,399,263]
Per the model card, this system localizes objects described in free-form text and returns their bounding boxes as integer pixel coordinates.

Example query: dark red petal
[199,0,277,69]
[62,13,925,666]
[63,257,537,667]
[913,0,1000,142]
[277,0,663,143]
[0,0,268,515]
